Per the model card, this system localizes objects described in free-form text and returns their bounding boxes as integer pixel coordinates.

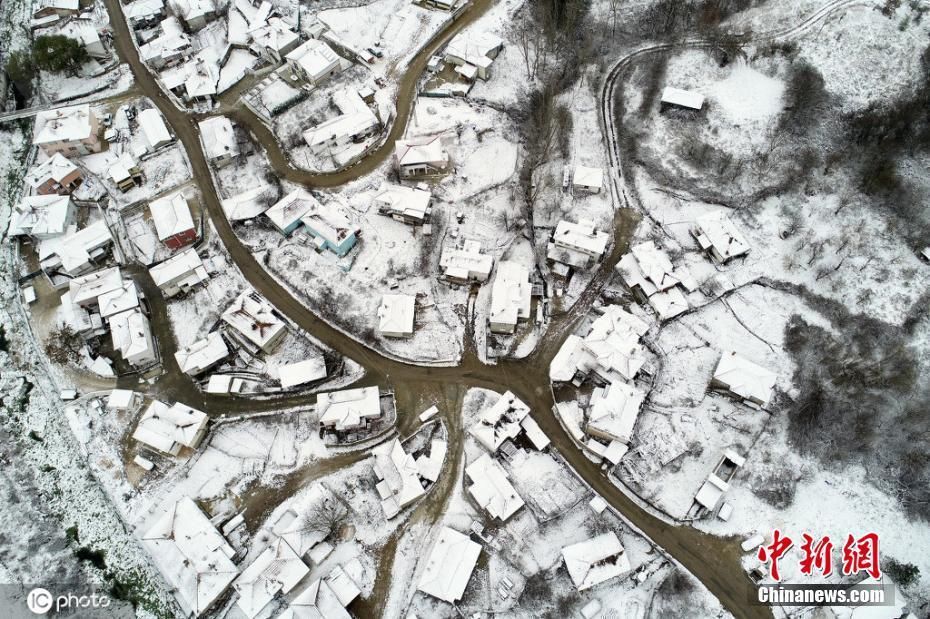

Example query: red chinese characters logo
[756,531,882,582]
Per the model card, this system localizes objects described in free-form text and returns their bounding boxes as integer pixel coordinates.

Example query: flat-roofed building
[489,261,531,334]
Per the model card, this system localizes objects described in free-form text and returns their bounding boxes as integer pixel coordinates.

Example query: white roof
[10,194,73,237]
[38,220,113,274]
[109,309,155,364]
[395,135,448,167]
[661,86,705,110]
[695,473,729,510]
[586,381,645,445]
[325,565,360,607]
[175,331,229,375]
[34,0,79,13]
[378,294,416,336]
[285,38,339,79]
[417,527,481,603]
[317,386,381,432]
[221,186,273,220]
[24,153,79,189]
[33,104,96,146]
[278,357,327,388]
[415,439,447,483]
[489,261,531,328]
[372,182,432,221]
[132,399,208,453]
[373,438,426,517]
[713,351,777,407]
[465,453,524,521]
[234,539,309,619]
[141,497,238,617]
[561,532,630,591]
[266,188,320,232]
[175,0,214,21]
[199,116,239,160]
[519,415,550,450]
[107,389,136,410]
[138,108,172,148]
[250,17,299,53]
[125,0,164,21]
[97,280,140,319]
[445,30,502,64]
[299,198,360,249]
[439,240,493,281]
[281,578,350,619]
[108,152,139,184]
[576,305,649,383]
[303,109,378,150]
[617,241,696,295]
[573,165,603,190]
[69,266,123,305]
[150,192,194,241]
[221,291,287,350]
[468,390,530,452]
[693,210,751,261]
[648,286,689,320]
[180,50,220,98]
[552,219,609,257]
[140,17,190,62]
[149,246,209,290]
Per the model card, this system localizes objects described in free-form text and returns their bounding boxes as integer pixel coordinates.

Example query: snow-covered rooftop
[199,116,239,161]
[266,188,320,233]
[69,266,123,306]
[150,192,194,241]
[23,154,79,190]
[693,210,751,262]
[573,164,604,191]
[417,527,481,604]
[586,381,646,446]
[109,308,155,366]
[221,291,287,352]
[489,261,531,331]
[317,386,382,432]
[377,294,416,337]
[372,182,432,223]
[221,186,272,221]
[149,246,209,292]
[97,280,140,319]
[38,220,113,274]
[285,38,339,80]
[132,399,208,455]
[372,438,426,519]
[10,194,73,237]
[175,331,229,375]
[138,108,172,149]
[468,390,531,453]
[33,104,96,146]
[140,496,238,617]
[561,531,631,591]
[395,135,448,167]
[661,86,705,110]
[233,538,309,619]
[445,30,502,64]
[712,350,777,408]
[465,452,525,521]
[278,357,327,389]
[440,240,493,281]
[551,219,609,258]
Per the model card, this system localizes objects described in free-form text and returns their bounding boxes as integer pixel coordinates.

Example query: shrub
[32,35,88,73]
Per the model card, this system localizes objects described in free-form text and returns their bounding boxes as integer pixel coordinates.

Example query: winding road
[88,0,866,616]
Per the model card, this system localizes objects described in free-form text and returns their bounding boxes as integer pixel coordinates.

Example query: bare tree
[299,495,348,541]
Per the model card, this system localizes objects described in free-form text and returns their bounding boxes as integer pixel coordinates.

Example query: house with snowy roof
[572,164,603,193]
[33,104,101,157]
[56,19,106,58]
[221,186,273,221]
[32,0,79,20]
[372,183,432,225]
[547,219,610,270]
[110,308,157,367]
[221,291,287,353]
[692,210,751,264]
[198,115,239,167]
[277,357,327,389]
[286,38,341,84]
[377,294,416,338]
[38,220,113,276]
[317,386,382,433]
[661,86,705,111]
[489,261,532,334]
[561,531,631,591]
[249,17,300,62]
[299,197,360,257]
[302,89,380,157]
[233,538,309,619]
[616,241,697,321]
[586,381,646,446]
[278,577,351,619]
[175,331,230,375]
[394,135,451,179]
[439,240,493,283]
[139,17,191,68]
[372,438,426,518]
[133,400,209,455]
[266,188,319,235]
[465,452,525,522]
[24,154,83,196]
[149,247,209,297]
[550,305,650,384]
[417,527,481,604]
[468,390,531,453]
[69,266,123,307]
[108,152,143,192]
[150,192,196,249]
[444,31,503,81]
[138,108,173,149]
[97,280,140,320]
[140,497,238,617]
[711,351,777,409]
[125,0,166,28]
[10,194,75,239]
[172,0,215,30]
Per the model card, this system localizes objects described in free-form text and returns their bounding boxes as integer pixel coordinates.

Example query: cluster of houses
[141,490,365,618]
